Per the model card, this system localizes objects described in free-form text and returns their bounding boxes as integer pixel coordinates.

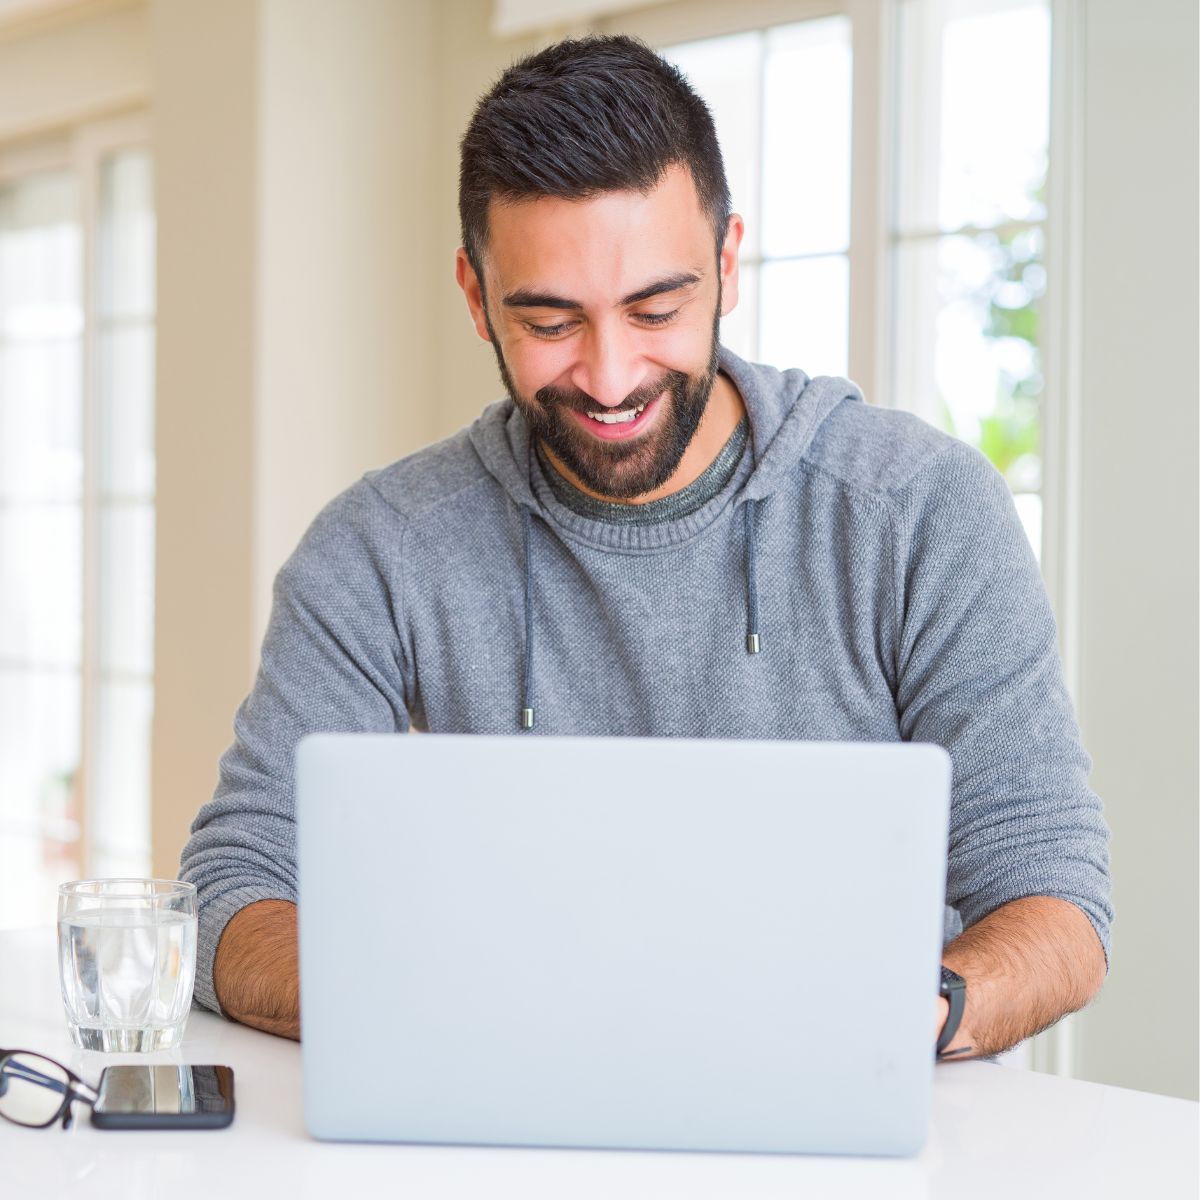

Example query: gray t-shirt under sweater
[180,347,1113,1015]
[536,415,748,525]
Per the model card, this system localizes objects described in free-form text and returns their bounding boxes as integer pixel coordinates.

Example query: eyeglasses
[0,1048,98,1131]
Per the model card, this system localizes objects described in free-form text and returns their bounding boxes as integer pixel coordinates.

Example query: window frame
[0,106,154,892]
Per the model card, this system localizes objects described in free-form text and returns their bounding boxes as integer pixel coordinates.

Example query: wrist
[936,965,967,1057]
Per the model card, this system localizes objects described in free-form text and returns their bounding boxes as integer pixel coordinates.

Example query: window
[0,168,83,926]
[665,16,853,377]
[0,122,156,928]
[892,0,1051,558]
[661,0,1052,558]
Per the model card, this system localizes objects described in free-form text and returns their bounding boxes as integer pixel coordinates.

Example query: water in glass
[58,880,197,1052]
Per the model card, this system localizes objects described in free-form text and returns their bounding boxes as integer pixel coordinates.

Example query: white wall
[150,0,259,879]
[150,0,436,874]
[429,0,542,441]
[1069,0,1199,1101]
[254,0,435,648]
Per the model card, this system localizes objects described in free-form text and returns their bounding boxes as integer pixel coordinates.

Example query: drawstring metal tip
[520,707,535,730]
[746,633,761,655]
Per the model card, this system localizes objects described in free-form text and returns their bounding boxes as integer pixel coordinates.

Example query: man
[181,36,1111,1056]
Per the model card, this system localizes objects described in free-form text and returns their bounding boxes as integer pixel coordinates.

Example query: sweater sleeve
[891,441,1113,965]
[179,481,410,1013]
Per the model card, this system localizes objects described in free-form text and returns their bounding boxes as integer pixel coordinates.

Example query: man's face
[456,165,742,500]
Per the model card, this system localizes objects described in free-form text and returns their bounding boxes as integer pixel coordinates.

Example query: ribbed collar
[528,417,756,552]
[534,416,749,527]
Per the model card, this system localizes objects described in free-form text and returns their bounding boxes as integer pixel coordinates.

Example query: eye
[525,320,577,339]
[635,309,680,328]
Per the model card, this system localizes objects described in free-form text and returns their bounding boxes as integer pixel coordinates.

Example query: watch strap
[936,965,966,1056]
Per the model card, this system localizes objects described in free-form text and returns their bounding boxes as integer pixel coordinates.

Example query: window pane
[99,503,155,677]
[0,173,81,340]
[665,31,762,259]
[0,505,82,667]
[761,17,852,258]
[98,149,155,320]
[91,678,153,873]
[0,667,81,929]
[758,255,849,378]
[893,228,1045,555]
[0,339,82,500]
[0,668,81,829]
[0,167,84,922]
[897,0,1050,233]
[1013,493,1043,565]
[98,323,155,497]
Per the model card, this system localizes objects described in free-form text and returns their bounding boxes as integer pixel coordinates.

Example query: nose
[568,322,648,409]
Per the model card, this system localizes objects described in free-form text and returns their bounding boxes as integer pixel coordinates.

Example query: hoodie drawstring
[518,497,762,728]
[520,507,536,729]
[744,499,761,654]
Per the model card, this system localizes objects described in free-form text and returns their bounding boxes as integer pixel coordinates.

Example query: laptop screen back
[296,734,950,1156]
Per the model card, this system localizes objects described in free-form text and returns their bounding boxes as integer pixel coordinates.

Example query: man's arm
[213,900,300,1041]
[180,480,411,1021]
[933,895,1108,1058]
[892,441,1113,1050]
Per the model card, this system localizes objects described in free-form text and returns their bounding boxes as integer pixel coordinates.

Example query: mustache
[535,370,687,414]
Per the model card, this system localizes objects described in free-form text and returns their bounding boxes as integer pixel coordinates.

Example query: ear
[717,213,745,318]
[455,247,492,343]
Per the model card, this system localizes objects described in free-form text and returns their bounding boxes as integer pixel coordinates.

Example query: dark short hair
[458,35,731,280]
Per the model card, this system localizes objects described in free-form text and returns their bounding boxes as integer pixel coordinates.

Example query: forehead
[483,164,713,301]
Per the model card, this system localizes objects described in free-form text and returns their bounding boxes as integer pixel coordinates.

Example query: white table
[3,927,1195,1199]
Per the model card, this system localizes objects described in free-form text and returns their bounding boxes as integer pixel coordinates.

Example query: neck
[540,371,746,505]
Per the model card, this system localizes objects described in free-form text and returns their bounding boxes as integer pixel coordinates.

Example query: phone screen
[92,1065,234,1129]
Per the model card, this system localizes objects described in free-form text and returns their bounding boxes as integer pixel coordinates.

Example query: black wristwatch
[936,965,966,1057]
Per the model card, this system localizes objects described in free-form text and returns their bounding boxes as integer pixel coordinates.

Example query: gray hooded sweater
[180,347,1113,1015]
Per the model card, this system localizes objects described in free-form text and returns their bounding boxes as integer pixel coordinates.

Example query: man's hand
[934,895,1107,1060]
[212,899,301,1040]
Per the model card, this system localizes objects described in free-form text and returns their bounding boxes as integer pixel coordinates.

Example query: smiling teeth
[588,403,647,425]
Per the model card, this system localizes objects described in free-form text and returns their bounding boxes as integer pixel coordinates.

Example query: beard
[486,301,722,501]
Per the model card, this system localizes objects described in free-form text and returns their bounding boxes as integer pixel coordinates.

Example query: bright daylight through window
[666,16,853,378]
[893,0,1051,559]
[666,0,1051,559]
[0,143,156,929]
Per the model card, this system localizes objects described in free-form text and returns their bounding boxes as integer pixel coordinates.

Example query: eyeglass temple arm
[1,1055,98,1104]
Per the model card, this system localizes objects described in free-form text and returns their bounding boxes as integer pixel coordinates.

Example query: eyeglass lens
[0,1052,72,1127]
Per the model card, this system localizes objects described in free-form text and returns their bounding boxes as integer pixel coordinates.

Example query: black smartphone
[91,1064,235,1130]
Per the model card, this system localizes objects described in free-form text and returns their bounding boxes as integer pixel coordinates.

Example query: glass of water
[57,879,198,1052]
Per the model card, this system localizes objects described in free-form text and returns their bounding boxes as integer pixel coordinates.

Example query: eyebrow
[502,271,703,311]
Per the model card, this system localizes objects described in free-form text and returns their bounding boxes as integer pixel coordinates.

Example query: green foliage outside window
[939,220,1044,493]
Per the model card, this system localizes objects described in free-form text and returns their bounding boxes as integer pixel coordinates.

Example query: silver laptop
[295,734,951,1156]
